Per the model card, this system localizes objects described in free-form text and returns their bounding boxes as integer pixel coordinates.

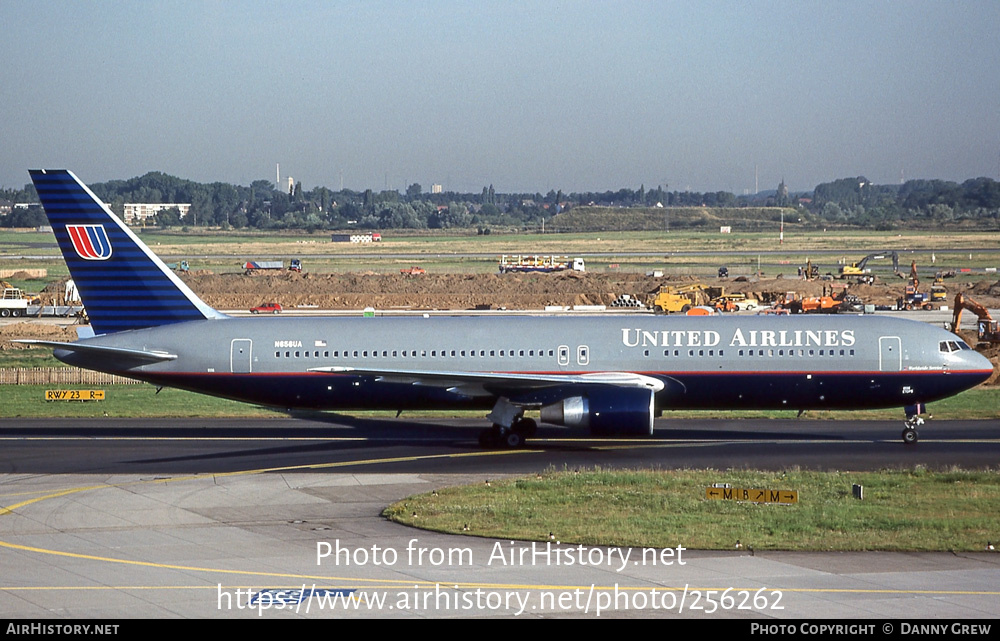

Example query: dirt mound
[0,322,77,350]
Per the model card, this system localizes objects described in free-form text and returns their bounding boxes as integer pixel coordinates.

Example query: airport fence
[0,367,142,385]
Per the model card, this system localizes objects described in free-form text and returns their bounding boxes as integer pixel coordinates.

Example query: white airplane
[20,170,993,447]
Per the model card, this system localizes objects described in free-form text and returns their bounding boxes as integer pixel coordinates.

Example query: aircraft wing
[307,366,663,399]
[12,340,178,363]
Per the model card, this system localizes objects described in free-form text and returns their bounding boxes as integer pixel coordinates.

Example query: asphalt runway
[0,416,998,619]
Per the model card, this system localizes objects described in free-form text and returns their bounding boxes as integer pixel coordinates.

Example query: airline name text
[621,328,856,349]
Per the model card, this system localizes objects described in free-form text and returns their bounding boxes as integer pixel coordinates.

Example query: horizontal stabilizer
[13,340,177,363]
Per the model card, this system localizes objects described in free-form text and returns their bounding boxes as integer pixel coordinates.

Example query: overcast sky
[2,0,998,194]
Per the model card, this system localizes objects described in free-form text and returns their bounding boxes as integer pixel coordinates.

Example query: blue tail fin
[30,169,225,334]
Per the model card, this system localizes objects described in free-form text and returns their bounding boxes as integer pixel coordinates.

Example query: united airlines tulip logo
[66,224,112,260]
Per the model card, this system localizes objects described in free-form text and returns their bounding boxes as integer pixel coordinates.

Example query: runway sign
[705,487,798,504]
[45,389,105,401]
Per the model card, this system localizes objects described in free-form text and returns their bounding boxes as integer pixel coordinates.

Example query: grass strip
[384,467,1000,551]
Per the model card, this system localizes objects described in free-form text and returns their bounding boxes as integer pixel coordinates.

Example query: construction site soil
[3,270,999,384]
[179,269,1000,314]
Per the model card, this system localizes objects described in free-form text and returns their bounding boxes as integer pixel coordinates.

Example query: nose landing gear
[902,404,926,445]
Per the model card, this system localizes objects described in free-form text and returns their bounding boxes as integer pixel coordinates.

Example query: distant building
[431,184,443,194]
[124,203,191,224]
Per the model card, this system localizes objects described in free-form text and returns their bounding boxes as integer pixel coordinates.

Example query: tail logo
[67,224,113,260]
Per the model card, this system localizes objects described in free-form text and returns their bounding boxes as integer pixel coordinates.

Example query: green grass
[3,227,1000,288]
[0,383,279,418]
[383,467,1000,551]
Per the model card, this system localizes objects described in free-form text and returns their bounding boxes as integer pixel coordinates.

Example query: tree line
[2,172,998,231]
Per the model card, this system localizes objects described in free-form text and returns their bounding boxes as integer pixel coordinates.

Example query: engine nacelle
[540,387,655,436]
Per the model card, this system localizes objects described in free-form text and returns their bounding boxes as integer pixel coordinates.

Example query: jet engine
[540,387,655,436]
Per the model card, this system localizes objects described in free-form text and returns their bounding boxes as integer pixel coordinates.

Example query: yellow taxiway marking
[0,449,537,589]
[2,447,999,598]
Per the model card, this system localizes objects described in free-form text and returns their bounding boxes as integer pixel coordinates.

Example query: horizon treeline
[2,173,998,231]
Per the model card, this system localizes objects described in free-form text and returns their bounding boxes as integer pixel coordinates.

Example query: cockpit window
[940,340,971,353]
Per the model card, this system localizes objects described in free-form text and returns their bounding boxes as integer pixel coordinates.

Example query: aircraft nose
[965,349,995,382]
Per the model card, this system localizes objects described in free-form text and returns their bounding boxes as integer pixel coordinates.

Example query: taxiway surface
[1,417,998,618]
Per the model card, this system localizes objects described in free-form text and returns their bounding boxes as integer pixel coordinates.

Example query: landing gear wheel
[513,417,537,439]
[503,431,524,449]
[902,427,919,445]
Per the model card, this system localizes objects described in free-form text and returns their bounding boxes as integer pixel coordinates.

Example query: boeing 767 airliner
[19,170,993,447]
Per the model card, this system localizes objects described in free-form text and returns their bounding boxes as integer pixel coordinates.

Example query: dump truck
[166,260,190,272]
[243,259,302,274]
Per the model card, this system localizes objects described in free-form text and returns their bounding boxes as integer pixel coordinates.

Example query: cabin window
[275,351,280,358]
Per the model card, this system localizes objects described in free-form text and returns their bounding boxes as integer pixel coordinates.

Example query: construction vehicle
[0,287,30,317]
[930,277,947,302]
[498,255,585,274]
[0,280,84,318]
[400,266,426,275]
[803,258,819,280]
[839,251,901,283]
[951,293,1000,344]
[243,259,302,274]
[898,281,932,311]
[780,285,850,314]
[710,292,759,312]
[649,284,718,314]
[166,260,190,272]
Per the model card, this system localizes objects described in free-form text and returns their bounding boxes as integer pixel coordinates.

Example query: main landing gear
[478,417,537,449]
[479,397,537,449]
[902,403,926,445]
